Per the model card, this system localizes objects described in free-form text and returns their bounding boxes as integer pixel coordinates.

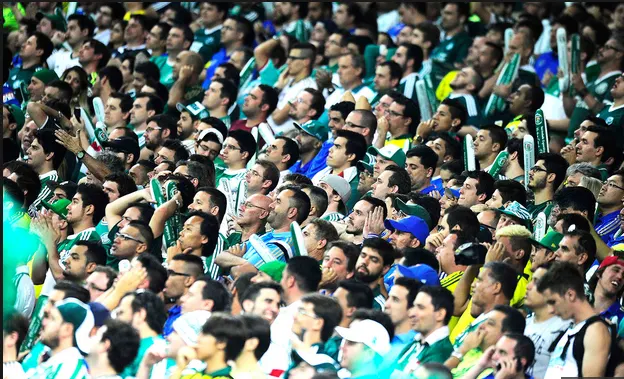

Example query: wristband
[451,350,464,360]
[578,88,589,98]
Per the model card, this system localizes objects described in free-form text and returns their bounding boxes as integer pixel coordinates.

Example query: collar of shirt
[602,300,624,319]
[15,265,29,276]
[393,330,417,345]
[168,304,182,318]
[415,326,450,346]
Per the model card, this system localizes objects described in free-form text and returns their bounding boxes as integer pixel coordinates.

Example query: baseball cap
[293,350,340,373]
[7,105,25,131]
[498,201,531,228]
[367,145,406,168]
[598,255,624,270]
[198,128,224,145]
[320,174,351,204]
[176,102,210,121]
[393,199,433,231]
[41,198,71,220]
[385,216,429,245]
[36,12,67,32]
[102,136,140,160]
[335,319,391,356]
[56,298,95,354]
[357,160,374,174]
[294,120,330,143]
[258,261,287,282]
[532,230,564,252]
[395,264,441,286]
[32,69,60,86]
[89,302,111,328]
[172,310,212,346]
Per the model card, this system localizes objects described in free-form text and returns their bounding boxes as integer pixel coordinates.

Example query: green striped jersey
[203,233,228,280]
[30,170,58,214]
[25,347,88,379]
[321,212,346,223]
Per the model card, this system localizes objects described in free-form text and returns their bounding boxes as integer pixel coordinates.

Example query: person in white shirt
[263,136,300,186]
[3,311,29,378]
[269,43,319,135]
[325,53,377,110]
[49,14,95,77]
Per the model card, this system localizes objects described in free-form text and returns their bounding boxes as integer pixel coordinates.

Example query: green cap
[294,120,330,143]
[368,145,407,168]
[258,261,287,282]
[498,201,532,230]
[176,101,210,121]
[393,198,434,231]
[357,160,374,174]
[36,12,67,32]
[533,230,564,252]
[32,69,60,85]
[41,198,71,220]
[7,105,25,131]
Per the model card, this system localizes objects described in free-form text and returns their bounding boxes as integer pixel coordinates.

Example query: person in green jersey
[24,68,59,104]
[98,172,138,252]
[391,43,424,102]
[180,314,247,379]
[598,72,624,147]
[527,153,569,238]
[472,125,508,175]
[26,298,93,379]
[167,50,205,114]
[25,128,66,213]
[7,32,53,103]
[115,290,167,378]
[202,78,237,129]
[153,24,193,89]
[447,67,484,128]
[429,3,472,85]
[191,3,229,63]
[86,319,141,379]
[393,286,455,375]
[567,126,618,180]
[146,22,169,60]
[371,61,402,106]
[130,93,165,150]
[275,2,312,42]
[61,240,106,285]
[566,36,624,139]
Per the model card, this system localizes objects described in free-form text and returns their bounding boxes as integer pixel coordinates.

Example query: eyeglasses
[145,126,162,133]
[481,223,496,231]
[387,110,405,118]
[603,44,623,53]
[115,232,145,244]
[529,166,547,173]
[249,169,263,178]
[345,121,366,129]
[222,144,241,152]
[87,282,108,292]
[167,269,191,277]
[298,308,319,319]
[242,201,267,211]
[288,56,309,60]
[603,181,624,191]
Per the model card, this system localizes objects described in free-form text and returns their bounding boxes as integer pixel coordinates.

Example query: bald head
[249,194,273,210]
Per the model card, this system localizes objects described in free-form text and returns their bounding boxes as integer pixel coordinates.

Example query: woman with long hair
[61,66,93,118]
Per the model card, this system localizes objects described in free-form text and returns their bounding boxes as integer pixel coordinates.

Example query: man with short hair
[130,93,165,150]
[301,218,339,262]
[394,286,455,374]
[595,170,624,245]
[86,319,141,379]
[320,241,359,292]
[202,77,238,129]
[415,98,467,142]
[3,311,29,377]
[192,314,248,378]
[78,38,110,76]
[193,3,230,63]
[7,33,54,103]
[143,114,178,159]
[153,24,193,88]
[216,130,257,209]
[162,254,204,337]
[342,109,378,146]
[373,61,403,105]
[463,333,536,379]
[554,229,597,275]
[391,43,424,101]
[539,261,613,378]
[92,67,123,107]
[524,263,571,379]
[345,196,388,245]
[241,281,283,325]
[291,294,343,360]
[355,238,395,310]
[61,240,106,284]
[436,231,470,293]
[232,84,279,137]
[375,95,419,150]
[180,276,231,315]
[104,92,133,132]
[569,126,618,180]
[109,221,153,263]
[458,170,495,208]
[406,145,440,195]
[473,125,508,174]
[26,128,66,212]
[26,298,93,378]
[325,53,377,110]
[264,136,300,184]
[429,3,472,83]
[312,130,367,210]
[384,277,423,360]
[49,14,95,76]
[114,290,167,378]
[244,160,280,198]
[448,67,484,127]
[371,166,412,200]
[527,153,569,237]
[291,120,331,178]
[592,256,624,327]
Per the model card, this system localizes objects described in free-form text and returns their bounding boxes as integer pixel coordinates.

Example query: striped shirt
[203,233,228,280]
[30,170,58,214]
[595,210,621,245]
[419,59,432,78]
[321,212,346,223]
[440,270,464,294]
[25,347,88,379]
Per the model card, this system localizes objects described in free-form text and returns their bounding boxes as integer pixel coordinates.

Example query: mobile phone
[74,107,81,121]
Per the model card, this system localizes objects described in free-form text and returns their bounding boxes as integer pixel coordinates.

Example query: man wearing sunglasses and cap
[176,101,211,154]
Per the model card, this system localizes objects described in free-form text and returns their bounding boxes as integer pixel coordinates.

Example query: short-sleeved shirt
[29,170,58,214]
[150,54,174,88]
[192,25,222,63]
[449,93,483,127]
[597,102,624,147]
[430,31,472,84]
[394,327,453,375]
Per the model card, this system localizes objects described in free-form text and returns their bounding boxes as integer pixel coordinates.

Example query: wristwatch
[76,150,85,160]
[415,135,425,144]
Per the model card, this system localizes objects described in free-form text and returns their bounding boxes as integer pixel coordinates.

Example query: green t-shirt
[105,222,121,270]
[598,103,624,147]
[150,55,175,88]
[203,233,228,280]
[95,218,112,253]
[30,170,58,213]
[122,336,164,378]
[193,26,222,63]
[527,200,553,239]
[372,284,386,310]
[7,65,43,102]
[281,19,312,42]
[430,31,472,85]
[395,334,454,374]
[57,228,101,266]
[568,70,622,139]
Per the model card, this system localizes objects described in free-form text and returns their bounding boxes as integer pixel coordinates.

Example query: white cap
[335,319,390,356]
[320,174,351,204]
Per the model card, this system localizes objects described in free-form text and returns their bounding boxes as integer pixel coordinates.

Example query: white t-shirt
[49,50,81,77]
[543,319,587,379]
[525,314,572,379]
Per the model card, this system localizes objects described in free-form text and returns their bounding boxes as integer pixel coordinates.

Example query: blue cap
[384,216,429,245]
[396,264,440,286]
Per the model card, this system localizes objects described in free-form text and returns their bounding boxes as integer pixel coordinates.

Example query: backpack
[557,315,624,377]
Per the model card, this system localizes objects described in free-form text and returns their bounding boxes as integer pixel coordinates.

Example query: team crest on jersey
[606,117,614,125]
[446,42,454,50]
[595,82,608,95]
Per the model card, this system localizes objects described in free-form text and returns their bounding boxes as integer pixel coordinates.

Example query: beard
[62,270,83,282]
[528,176,546,191]
[354,265,378,284]
[42,333,60,350]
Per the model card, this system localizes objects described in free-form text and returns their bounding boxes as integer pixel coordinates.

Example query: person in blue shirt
[590,256,624,328]
[595,171,624,245]
[202,16,254,89]
[161,254,204,338]
[290,120,332,179]
[406,145,441,197]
